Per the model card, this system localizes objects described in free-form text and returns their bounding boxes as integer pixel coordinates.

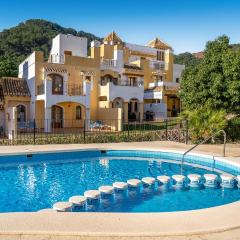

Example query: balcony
[67,84,83,96]
[99,82,144,102]
[144,81,180,100]
[100,58,118,71]
[123,64,144,76]
[48,54,65,64]
[144,90,163,100]
[36,81,84,96]
[149,60,168,73]
[148,81,180,90]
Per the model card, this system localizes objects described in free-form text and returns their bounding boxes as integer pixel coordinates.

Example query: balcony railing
[149,60,165,70]
[101,80,143,87]
[115,81,143,87]
[68,84,83,96]
[100,59,117,68]
[48,54,64,64]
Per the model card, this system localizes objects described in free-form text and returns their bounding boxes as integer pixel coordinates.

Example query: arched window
[112,97,123,108]
[76,105,82,120]
[16,105,26,123]
[49,74,63,95]
[100,75,113,86]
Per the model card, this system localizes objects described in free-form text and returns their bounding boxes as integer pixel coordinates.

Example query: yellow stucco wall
[164,51,174,82]
[97,108,122,131]
[100,44,114,59]
[58,102,86,128]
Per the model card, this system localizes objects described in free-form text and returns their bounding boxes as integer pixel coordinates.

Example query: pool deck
[0,141,239,240]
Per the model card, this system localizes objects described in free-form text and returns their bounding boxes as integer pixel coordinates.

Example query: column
[85,108,91,131]
[123,102,128,123]
[139,102,144,122]
[44,107,52,133]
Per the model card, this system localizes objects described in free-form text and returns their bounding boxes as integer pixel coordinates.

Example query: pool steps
[50,174,240,212]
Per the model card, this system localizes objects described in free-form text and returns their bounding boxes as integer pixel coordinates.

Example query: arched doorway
[112,97,124,108]
[52,105,63,128]
[112,97,124,120]
[128,98,139,122]
[16,105,26,124]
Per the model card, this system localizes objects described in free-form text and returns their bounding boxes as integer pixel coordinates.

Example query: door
[52,105,63,128]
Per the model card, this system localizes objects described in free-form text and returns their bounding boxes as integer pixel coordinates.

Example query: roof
[103,31,123,44]
[147,37,172,50]
[193,52,204,59]
[0,77,31,100]
[124,64,142,71]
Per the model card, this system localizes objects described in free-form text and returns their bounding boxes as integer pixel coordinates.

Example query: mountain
[174,52,201,67]
[174,44,240,67]
[0,19,101,78]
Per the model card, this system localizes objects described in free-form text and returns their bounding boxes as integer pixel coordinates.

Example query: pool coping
[0,143,239,238]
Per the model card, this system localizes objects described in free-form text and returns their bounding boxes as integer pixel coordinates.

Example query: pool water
[0,151,239,212]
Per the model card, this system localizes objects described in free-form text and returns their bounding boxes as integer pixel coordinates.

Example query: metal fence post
[127,120,130,141]
[165,119,168,140]
[33,119,36,145]
[83,119,86,144]
[185,119,189,145]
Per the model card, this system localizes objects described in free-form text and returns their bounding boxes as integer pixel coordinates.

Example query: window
[157,51,165,61]
[76,106,82,120]
[50,74,63,95]
[16,105,26,123]
[176,78,180,83]
[129,77,137,86]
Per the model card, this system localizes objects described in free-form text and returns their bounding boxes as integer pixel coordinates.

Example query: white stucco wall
[49,34,88,63]
[18,52,37,121]
[144,103,167,119]
[173,64,185,82]
[100,83,144,102]
[144,91,163,100]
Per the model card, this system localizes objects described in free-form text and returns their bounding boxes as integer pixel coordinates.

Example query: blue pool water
[0,150,239,212]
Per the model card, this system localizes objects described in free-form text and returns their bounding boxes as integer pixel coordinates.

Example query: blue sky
[0,0,239,53]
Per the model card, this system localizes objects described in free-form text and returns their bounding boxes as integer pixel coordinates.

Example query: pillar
[44,107,52,133]
[85,108,91,131]
[123,102,128,123]
[139,102,144,122]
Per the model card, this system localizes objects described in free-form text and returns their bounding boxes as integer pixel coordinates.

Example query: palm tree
[181,106,226,142]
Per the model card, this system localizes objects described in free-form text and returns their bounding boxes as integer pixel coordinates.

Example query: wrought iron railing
[67,84,83,96]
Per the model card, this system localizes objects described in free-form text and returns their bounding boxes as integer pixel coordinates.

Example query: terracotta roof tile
[0,77,31,97]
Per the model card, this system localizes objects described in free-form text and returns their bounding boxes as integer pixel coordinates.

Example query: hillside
[0,19,101,77]
[174,52,201,67]
[174,44,240,67]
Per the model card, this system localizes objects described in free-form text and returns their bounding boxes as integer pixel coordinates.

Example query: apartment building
[0,32,184,137]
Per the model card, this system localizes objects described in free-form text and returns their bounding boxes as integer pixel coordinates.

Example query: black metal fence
[1,118,238,146]
[0,118,189,145]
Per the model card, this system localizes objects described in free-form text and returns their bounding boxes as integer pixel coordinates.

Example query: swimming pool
[0,150,239,213]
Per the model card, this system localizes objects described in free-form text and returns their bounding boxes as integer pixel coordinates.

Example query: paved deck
[0,141,239,240]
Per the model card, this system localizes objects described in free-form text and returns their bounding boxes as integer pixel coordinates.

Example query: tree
[0,56,20,77]
[0,19,101,77]
[174,52,201,67]
[180,35,240,114]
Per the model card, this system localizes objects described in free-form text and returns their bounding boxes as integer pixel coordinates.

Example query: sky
[0,0,239,53]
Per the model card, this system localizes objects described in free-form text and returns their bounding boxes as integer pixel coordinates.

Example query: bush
[181,106,227,142]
